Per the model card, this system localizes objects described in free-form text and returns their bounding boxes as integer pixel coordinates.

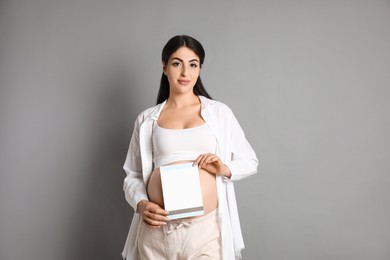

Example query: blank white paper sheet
[160,163,204,220]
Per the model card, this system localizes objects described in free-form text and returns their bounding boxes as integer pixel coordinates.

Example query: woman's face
[163,46,201,96]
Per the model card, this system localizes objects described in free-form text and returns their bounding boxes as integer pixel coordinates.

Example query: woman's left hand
[193,153,231,179]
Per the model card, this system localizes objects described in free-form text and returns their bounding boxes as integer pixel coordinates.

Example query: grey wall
[1,1,389,259]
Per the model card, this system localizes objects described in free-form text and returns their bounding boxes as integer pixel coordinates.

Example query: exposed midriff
[147,160,218,216]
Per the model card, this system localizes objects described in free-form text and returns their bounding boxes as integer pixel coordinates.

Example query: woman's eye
[190,63,198,68]
[172,62,181,67]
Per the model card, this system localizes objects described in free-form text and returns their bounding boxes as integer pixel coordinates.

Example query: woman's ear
[162,62,166,75]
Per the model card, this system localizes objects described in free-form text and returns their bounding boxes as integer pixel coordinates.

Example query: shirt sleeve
[224,110,259,181]
[123,116,149,212]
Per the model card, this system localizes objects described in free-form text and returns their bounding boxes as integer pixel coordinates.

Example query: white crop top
[152,122,217,168]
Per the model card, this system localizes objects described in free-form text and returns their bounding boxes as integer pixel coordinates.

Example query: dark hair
[156,35,212,104]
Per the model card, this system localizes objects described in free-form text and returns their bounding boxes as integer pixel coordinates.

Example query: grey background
[0,1,389,260]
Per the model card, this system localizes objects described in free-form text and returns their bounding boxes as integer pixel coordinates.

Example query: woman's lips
[178,79,190,85]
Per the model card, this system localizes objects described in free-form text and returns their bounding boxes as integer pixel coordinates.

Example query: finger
[149,206,169,216]
[201,154,217,167]
[207,156,221,166]
[144,211,169,222]
[198,153,212,167]
[144,212,168,224]
[145,224,161,229]
[145,218,167,226]
[193,154,205,166]
[144,217,166,227]
[202,159,219,170]
[145,202,169,215]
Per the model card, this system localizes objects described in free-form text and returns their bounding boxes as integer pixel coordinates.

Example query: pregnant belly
[147,160,218,215]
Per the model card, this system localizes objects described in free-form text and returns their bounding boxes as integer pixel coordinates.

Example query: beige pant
[138,209,221,260]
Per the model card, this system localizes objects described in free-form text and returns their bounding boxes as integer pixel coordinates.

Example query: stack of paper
[160,163,204,220]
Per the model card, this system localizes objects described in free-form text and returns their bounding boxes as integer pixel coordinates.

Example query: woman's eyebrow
[171,57,199,63]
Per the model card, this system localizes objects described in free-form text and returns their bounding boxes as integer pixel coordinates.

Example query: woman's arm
[123,117,149,211]
[224,109,258,181]
[123,115,169,227]
[195,104,258,181]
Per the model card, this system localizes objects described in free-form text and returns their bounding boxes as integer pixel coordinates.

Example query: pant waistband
[166,208,218,234]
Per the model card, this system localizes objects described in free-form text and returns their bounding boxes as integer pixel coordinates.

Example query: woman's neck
[166,93,200,108]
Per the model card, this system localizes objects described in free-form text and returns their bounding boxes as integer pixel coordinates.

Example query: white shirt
[122,96,258,260]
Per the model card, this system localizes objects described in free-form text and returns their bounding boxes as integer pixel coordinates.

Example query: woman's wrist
[222,164,232,179]
[137,199,149,214]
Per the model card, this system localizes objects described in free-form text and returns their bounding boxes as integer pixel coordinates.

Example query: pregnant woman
[122,35,258,260]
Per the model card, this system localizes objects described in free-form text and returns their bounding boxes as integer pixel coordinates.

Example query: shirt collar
[149,100,166,121]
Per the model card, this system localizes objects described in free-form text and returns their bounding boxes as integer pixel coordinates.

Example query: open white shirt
[122,96,258,260]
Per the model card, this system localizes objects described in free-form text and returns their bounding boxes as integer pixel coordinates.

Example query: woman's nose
[180,65,187,76]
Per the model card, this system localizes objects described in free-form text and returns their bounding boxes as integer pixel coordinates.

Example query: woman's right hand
[137,200,169,228]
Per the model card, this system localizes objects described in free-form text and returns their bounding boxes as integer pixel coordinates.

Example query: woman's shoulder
[200,96,233,114]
